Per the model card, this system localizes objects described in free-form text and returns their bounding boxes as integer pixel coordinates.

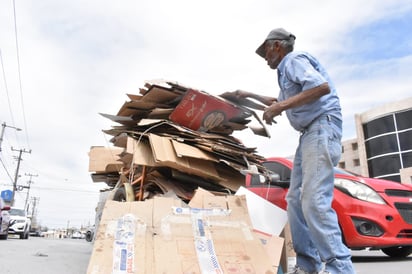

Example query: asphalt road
[0,236,411,274]
[0,235,93,274]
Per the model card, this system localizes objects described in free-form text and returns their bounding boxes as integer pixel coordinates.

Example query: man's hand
[263,102,283,125]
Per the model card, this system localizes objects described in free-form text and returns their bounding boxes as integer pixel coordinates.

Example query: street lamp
[0,122,22,152]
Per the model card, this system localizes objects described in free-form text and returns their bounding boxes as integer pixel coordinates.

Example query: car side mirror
[258,173,281,184]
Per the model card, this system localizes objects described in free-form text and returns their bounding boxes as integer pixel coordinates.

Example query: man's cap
[256,28,296,58]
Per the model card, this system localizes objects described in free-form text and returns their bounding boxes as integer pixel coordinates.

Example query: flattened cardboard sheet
[142,85,182,103]
[171,139,218,162]
[148,133,220,181]
[88,146,124,173]
[126,137,157,167]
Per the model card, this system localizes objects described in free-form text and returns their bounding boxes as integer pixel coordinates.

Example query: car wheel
[85,231,93,242]
[381,246,412,258]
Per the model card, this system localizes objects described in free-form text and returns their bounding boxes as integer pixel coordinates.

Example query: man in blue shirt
[233,28,356,274]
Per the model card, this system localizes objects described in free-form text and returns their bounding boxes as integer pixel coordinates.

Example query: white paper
[235,186,288,236]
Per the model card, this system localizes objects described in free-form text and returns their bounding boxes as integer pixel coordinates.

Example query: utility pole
[28,197,40,232]
[11,147,31,206]
[23,173,38,211]
[0,122,22,152]
[28,197,40,218]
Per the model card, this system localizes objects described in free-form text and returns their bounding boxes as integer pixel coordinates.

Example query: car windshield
[9,208,26,216]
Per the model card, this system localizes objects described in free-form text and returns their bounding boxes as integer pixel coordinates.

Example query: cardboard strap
[191,214,223,274]
[173,207,227,274]
[112,214,136,274]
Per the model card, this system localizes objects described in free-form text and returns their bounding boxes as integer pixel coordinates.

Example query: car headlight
[334,178,386,205]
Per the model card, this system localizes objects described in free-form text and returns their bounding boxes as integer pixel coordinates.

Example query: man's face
[264,40,281,69]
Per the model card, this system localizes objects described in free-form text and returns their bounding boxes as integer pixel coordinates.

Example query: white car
[0,198,11,240]
[8,207,31,239]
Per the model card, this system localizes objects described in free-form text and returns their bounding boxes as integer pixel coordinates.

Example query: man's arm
[263,83,330,125]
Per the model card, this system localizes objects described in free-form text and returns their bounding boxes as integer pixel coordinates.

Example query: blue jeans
[286,115,355,274]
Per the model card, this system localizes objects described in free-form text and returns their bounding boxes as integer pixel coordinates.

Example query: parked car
[246,157,412,258]
[8,207,31,239]
[71,231,83,239]
[0,198,11,240]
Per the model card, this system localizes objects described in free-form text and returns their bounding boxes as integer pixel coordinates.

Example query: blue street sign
[1,190,13,202]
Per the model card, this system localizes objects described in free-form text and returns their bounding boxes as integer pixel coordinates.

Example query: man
[232,28,356,274]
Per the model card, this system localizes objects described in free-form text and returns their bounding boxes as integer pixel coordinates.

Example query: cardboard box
[280,222,297,273]
[87,191,282,274]
[169,89,250,132]
[256,231,285,274]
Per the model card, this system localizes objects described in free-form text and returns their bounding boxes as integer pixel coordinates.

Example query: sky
[1,0,411,229]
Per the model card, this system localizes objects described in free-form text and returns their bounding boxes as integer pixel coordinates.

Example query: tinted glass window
[380,175,401,183]
[365,134,398,157]
[402,152,412,167]
[363,115,395,139]
[395,109,412,131]
[399,130,412,151]
[368,155,401,177]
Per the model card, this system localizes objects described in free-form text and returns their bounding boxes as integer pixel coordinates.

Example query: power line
[0,51,20,142]
[12,0,30,150]
[31,185,103,194]
[0,157,14,182]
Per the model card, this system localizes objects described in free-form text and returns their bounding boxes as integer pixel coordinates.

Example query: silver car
[8,207,31,239]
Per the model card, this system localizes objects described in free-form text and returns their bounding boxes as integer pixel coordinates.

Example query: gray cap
[255,28,296,58]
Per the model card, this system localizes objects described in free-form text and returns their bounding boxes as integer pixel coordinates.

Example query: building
[340,97,412,184]
[338,138,361,175]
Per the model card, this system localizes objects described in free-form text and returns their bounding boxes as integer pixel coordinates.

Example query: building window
[339,162,346,169]
[402,152,412,167]
[351,142,358,151]
[380,174,401,182]
[365,134,398,157]
[362,108,412,183]
[395,109,412,131]
[363,114,395,139]
[368,155,401,178]
[398,130,412,151]
[353,159,360,166]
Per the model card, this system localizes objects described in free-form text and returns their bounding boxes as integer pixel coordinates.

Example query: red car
[246,157,412,258]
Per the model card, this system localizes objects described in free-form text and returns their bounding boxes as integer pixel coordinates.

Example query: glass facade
[363,109,412,182]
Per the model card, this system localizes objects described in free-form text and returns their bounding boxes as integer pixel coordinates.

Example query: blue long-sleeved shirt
[277,51,342,131]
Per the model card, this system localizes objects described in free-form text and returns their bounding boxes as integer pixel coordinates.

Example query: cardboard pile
[89,80,273,201]
[87,189,284,274]
[87,80,294,272]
